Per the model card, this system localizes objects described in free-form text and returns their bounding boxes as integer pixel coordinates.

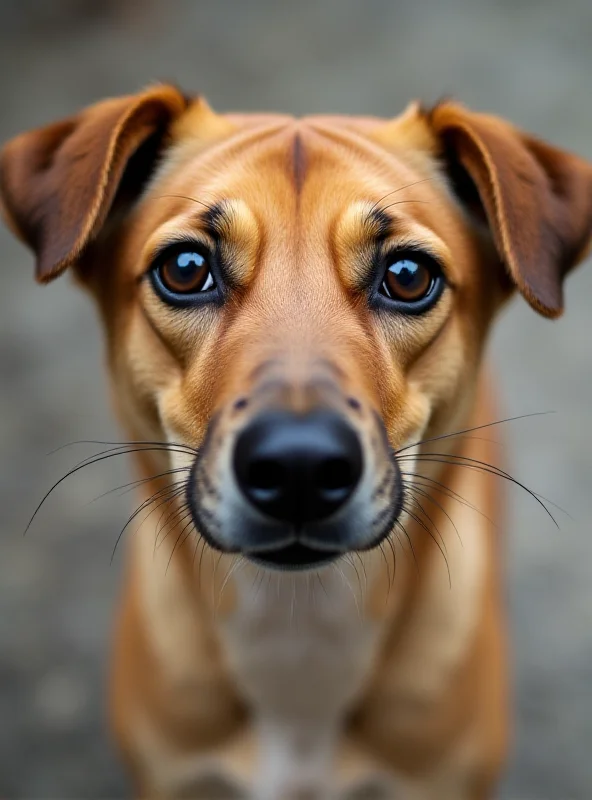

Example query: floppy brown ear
[0,84,189,282]
[429,102,592,318]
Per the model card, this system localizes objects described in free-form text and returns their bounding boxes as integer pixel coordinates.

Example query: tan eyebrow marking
[208,199,260,286]
[335,201,453,291]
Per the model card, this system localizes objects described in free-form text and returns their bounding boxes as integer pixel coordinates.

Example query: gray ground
[1,1,592,797]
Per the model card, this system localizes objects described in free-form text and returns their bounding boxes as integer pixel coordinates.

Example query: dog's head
[3,85,592,569]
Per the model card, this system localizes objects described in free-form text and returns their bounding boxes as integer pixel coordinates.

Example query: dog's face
[115,106,501,569]
[3,87,592,570]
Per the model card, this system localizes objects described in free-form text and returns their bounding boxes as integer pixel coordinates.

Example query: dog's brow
[363,207,393,241]
[202,201,229,236]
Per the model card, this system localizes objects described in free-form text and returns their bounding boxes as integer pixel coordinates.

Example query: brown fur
[2,85,591,798]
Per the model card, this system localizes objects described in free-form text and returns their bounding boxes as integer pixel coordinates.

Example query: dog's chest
[219,563,384,797]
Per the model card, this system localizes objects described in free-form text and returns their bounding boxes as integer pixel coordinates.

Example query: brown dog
[2,85,591,799]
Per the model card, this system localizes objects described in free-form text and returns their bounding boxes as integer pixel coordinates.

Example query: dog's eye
[381,258,432,302]
[154,248,214,295]
[378,252,443,310]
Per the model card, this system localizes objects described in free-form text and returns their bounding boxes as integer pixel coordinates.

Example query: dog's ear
[0,84,189,283]
[428,102,592,318]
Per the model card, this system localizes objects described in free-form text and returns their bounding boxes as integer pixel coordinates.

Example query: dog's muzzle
[232,409,363,567]
[188,393,402,571]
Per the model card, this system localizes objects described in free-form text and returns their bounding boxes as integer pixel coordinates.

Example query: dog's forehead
[140,102,446,268]
[132,101,460,290]
[163,98,441,198]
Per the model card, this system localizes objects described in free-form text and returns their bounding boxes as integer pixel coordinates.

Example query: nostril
[247,458,284,494]
[316,457,355,493]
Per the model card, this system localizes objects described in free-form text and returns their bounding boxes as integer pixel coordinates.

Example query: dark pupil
[173,252,204,282]
[390,259,420,287]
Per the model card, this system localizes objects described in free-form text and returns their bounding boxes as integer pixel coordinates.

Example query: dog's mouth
[248,542,342,570]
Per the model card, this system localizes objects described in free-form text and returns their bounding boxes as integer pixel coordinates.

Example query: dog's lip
[247,541,342,570]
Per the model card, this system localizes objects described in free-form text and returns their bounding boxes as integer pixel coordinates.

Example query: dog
[2,85,591,799]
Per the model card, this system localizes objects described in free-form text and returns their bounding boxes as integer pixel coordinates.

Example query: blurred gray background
[0,0,591,797]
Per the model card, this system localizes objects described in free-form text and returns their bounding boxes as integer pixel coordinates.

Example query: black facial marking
[366,207,393,242]
[202,202,228,237]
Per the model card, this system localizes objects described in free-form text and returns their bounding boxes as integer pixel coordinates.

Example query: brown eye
[156,249,214,295]
[380,257,437,304]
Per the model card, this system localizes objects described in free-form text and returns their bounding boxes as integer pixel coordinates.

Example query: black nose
[233,409,363,525]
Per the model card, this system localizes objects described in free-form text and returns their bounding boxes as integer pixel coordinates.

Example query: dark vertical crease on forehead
[292,132,307,194]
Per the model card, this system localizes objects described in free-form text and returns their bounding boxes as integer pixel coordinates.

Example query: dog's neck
[217,560,388,796]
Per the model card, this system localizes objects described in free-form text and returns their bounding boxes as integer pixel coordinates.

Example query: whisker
[70,444,195,471]
[393,517,419,573]
[153,193,219,214]
[166,517,197,574]
[48,438,197,456]
[111,482,188,563]
[217,555,244,613]
[87,467,190,505]
[315,572,330,601]
[400,470,495,526]
[197,536,208,585]
[153,498,189,553]
[386,534,397,587]
[345,553,364,599]
[25,446,196,536]
[253,567,268,604]
[367,178,433,217]
[333,562,361,619]
[402,481,462,544]
[402,503,451,587]
[155,500,193,550]
[379,198,430,214]
[401,453,559,528]
[212,552,225,607]
[354,551,369,595]
[378,541,393,595]
[395,411,554,455]
[405,494,448,555]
